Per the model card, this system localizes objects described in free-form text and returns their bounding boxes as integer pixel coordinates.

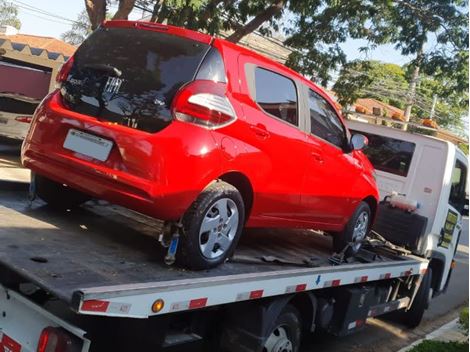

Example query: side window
[449,160,467,212]
[308,89,346,148]
[254,67,298,126]
[196,48,227,83]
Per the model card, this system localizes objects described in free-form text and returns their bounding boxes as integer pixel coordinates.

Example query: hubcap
[351,211,369,251]
[199,198,239,259]
[263,326,293,352]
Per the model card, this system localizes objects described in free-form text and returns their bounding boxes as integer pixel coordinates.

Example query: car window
[196,47,227,83]
[350,129,415,177]
[254,68,298,126]
[449,159,467,211]
[308,89,346,148]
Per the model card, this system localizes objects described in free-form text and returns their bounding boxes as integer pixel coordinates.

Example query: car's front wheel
[333,201,371,257]
[179,181,245,270]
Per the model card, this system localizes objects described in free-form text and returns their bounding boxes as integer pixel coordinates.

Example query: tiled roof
[354,98,404,118]
[0,33,76,57]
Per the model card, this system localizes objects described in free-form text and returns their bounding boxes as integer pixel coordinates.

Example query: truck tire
[402,268,432,328]
[333,202,371,257]
[35,174,91,209]
[180,181,245,270]
[263,304,302,352]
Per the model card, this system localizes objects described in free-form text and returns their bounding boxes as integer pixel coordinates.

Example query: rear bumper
[22,91,222,220]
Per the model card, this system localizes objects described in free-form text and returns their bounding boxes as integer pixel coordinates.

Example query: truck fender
[220,293,317,352]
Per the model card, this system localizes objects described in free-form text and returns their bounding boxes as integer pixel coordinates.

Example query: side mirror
[350,134,368,151]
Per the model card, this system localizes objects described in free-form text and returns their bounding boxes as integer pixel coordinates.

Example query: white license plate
[63,129,113,161]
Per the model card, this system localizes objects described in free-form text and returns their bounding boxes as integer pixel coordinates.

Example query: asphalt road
[0,142,468,352]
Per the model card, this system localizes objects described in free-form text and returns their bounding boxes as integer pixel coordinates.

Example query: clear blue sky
[12,0,416,66]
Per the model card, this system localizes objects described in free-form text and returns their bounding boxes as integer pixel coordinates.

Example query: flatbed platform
[0,182,428,318]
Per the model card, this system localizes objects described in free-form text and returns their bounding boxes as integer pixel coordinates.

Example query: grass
[460,307,469,334]
[408,340,468,352]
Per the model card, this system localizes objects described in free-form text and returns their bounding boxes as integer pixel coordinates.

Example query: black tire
[35,174,91,209]
[179,181,245,270]
[402,268,432,328]
[333,201,371,257]
[263,305,302,352]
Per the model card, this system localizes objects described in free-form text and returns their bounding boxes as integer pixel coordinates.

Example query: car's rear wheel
[179,181,245,270]
[333,201,371,257]
[35,174,91,209]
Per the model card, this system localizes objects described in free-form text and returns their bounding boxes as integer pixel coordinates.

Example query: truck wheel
[180,181,245,270]
[263,304,302,352]
[333,202,371,257]
[402,268,432,328]
[35,174,91,209]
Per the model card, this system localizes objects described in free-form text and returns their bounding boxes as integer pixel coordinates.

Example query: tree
[333,59,469,133]
[61,10,91,45]
[85,0,136,30]
[0,0,21,29]
[380,0,468,127]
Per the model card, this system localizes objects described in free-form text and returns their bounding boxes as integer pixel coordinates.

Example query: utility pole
[429,94,438,120]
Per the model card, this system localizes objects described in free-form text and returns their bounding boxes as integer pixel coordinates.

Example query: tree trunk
[403,42,424,130]
[85,0,107,30]
[113,0,136,20]
[150,0,164,22]
[226,0,284,43]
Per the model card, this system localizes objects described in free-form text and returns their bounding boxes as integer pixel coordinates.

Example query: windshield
[61,27,210,133]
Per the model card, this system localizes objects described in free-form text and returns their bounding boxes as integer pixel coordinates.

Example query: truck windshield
[350,130,415,177]
[61,27,210,133]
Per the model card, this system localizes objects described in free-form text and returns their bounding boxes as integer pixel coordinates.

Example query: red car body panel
[22,20,378,232]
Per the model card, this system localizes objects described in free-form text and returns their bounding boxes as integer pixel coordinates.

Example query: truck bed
[0,181,427,318]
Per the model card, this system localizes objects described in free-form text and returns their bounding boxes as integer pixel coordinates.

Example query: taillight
[172,80,236,129]
[37,327,76,352]
[15,116,32,123]
[55,56,74,87]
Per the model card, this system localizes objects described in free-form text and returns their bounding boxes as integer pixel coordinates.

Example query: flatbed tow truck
[0,181,434,352]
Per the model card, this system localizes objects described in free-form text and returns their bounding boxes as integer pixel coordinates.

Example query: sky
[11,0,415,66]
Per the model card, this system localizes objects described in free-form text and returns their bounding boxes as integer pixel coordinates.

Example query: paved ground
[0,141,468,352]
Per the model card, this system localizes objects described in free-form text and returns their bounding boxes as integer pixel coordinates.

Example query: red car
[22,20,379,269]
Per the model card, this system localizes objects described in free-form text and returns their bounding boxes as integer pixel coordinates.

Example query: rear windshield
[350,129,416,177]
[0,96,38,115]
[61,27,210,133]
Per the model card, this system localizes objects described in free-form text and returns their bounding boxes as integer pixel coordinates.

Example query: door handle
[250,125,270,139]
[311,151,324,163]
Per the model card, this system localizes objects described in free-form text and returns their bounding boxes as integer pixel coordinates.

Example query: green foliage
[460,307,469,335]
[408,340,468,352]
[61,10,92,46]
[0,0,21,29]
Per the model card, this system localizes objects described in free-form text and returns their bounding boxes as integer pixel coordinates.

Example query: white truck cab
[347,119,468,294]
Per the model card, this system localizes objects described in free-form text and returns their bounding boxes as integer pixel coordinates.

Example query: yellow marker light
[152,299,165,313]
[451,260,457,269]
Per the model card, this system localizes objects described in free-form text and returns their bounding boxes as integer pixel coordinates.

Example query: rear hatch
[60,24,212,133]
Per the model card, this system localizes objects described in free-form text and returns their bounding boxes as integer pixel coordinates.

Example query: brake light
[15,116,32,123]
[37,327,74,352]
[172,80,236,129]
[55,56,74,87]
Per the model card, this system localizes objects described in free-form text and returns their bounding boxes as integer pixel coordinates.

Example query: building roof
[354,98,404,118]
[0,33,76,57]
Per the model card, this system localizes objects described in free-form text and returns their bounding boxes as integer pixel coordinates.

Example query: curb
[397,318,464,352]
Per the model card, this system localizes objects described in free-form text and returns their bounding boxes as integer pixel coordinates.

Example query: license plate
[63,129,113,161]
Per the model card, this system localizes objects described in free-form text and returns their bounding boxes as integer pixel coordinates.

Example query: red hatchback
[22,20,379,269]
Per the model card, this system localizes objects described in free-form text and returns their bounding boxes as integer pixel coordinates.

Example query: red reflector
[331,279,341,287]
[188,298,208,309]
[81,299,109,312]
[295,284,307,292]
[1,334,21,352]
[15,116,32,123]
[37,327,73,352]
[249,290,264,299]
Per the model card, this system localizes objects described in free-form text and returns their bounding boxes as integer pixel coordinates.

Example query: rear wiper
[83,63,122,77]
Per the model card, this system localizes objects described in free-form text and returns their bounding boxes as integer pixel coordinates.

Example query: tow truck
[0,116,466,352]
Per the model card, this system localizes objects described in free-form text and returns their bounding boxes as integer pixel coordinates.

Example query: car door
[300,87,362,229]
[237,56,310,225]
